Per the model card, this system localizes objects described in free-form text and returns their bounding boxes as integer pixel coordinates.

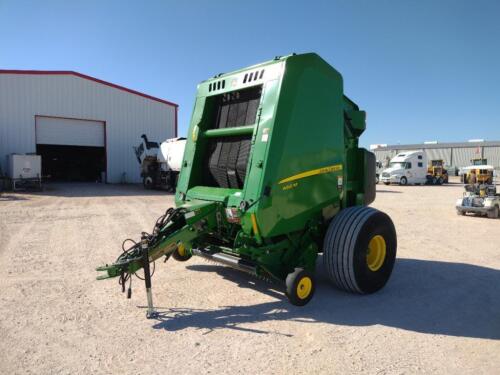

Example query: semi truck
[380,151,428,185]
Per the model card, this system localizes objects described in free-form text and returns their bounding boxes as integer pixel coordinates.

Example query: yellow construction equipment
[427,159,448,185]
[462,159,494,184]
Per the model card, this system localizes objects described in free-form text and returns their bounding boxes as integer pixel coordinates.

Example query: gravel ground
[0,181,499,374]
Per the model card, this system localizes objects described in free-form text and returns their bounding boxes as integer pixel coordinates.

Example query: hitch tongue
[141,234,156,319]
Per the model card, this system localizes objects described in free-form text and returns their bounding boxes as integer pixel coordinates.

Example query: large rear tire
[323,206,397,294]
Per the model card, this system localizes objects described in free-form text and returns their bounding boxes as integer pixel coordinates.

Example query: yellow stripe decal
[250,213,259,236]
[278,164,343,185]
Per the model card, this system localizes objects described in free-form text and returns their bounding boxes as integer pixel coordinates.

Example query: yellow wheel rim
[367,235,386,271]
[296,276,312,300]
[177,243,186,257]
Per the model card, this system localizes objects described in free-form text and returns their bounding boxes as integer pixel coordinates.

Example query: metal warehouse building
[372,140,500,173]
[0,70,177,183]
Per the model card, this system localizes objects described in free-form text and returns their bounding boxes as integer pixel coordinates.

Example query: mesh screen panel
[202,86,261,188]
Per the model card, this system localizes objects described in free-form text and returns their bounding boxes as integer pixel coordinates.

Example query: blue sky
[1,0,499,147]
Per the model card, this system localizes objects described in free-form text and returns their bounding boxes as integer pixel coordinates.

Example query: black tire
[383,182,390,186]
[285,268,315,306]
[172,244,192,261]
[143,176,154,189]
[164,171,179,193]
[432,177,437,185]
[323,206,397,294]
[400,176,408,186]
[437,177,443,185]
[487,205,499,219]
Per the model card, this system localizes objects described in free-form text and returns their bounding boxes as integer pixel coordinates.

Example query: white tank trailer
[133,135,186,191]
[6,154,42,191]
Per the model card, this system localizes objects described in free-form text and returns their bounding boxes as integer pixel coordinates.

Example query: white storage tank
[159,138,186,171]
[7,154,41,179]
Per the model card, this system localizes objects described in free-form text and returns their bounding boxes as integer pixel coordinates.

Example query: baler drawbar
[97,53,397,316]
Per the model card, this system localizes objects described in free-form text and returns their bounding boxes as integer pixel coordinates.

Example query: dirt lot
[0,181,499,374]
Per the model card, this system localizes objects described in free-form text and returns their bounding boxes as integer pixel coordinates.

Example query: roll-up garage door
[35,116,106,181]
[36,116,105,147]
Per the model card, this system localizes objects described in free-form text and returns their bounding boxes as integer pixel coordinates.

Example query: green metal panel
[251,54,346,237]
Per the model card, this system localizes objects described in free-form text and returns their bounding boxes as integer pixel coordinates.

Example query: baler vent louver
[243,69,265,84]
[202,86,262,189]
[209,80,226,92]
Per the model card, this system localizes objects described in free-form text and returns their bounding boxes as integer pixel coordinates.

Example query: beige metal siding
[425,148,452,166]
[483,146,500,169]
[0,73,175,182]
[452,147,482,168]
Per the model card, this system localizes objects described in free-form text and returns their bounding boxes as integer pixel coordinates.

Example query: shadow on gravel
[376,190,402,194]
[151,258,500,340]
[0,194,29,201]
[36,182,170,197]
